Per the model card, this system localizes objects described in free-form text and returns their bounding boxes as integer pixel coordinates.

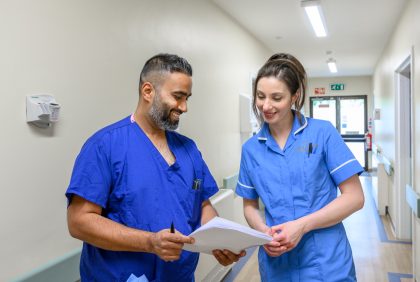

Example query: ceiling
[211,0,408,77]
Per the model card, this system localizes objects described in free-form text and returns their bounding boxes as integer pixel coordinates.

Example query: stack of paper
[183,217,272,254]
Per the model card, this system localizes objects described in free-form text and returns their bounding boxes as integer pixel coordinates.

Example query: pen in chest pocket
[192,179,201,190]
[308,143,313,157]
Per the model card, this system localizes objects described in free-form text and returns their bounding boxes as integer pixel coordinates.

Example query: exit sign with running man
[330,83,345,90]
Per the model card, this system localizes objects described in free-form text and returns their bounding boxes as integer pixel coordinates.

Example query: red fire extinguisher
[365,131,372,151]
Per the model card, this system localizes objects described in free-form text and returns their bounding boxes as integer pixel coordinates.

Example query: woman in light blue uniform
[236,53,365,281]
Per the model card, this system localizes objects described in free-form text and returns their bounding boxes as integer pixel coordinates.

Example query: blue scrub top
[66,116,218,282]
[236,112,363,282]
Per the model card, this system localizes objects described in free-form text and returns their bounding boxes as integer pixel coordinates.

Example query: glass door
[311,97,337,128]
[340,98,366,135]
[310,95,367,170]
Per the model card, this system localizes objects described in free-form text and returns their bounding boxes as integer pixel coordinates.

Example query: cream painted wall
[373,0,419,279]
[0,0,270,280]
[306,76,373,116]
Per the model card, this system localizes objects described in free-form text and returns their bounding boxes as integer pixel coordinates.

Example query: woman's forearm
[298,174,364,233]
[243,198,270,233]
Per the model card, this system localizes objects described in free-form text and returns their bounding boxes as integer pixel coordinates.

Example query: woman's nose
[262,99,272,111]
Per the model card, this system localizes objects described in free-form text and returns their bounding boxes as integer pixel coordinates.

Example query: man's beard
[148,95,181,131]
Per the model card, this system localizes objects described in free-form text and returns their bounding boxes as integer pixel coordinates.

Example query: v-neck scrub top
[236,113,363,282]
[66,116,218,282]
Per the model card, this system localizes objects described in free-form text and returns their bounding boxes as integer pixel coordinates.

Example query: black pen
[170,221,175,233]
[308,143,313,157]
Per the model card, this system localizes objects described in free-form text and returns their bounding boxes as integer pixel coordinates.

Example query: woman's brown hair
[252,53,307,125]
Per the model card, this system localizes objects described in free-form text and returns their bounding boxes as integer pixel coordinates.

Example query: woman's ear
[292,89,300,106]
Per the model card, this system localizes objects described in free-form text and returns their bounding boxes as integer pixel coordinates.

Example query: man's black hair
[139,53,192,87]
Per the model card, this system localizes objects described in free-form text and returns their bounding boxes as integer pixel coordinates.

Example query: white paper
[183,217,272,254]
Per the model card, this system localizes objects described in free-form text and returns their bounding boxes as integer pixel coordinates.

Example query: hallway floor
[226,176,413,282]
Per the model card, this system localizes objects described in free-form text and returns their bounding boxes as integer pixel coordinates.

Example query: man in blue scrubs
[66,54,244,282]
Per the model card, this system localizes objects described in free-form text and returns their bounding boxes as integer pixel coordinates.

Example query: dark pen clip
[170,221,175,233]
[308,143,313,157]
[193,179,202,190]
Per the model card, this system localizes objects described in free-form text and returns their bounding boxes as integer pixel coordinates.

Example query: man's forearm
[68,211,153,252]
[201,200,218,225]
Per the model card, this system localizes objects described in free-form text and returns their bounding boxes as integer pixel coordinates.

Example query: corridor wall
[373,0,420,279]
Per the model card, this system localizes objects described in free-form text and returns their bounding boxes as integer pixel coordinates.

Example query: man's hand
[150,229,194,262]
[212,249,246,266]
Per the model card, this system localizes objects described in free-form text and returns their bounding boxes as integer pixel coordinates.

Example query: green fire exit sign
[330,83,345,90]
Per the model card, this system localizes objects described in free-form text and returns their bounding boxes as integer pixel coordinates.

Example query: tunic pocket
[250,165,286,211]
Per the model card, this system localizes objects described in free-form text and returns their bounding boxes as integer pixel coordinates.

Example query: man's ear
[141,82,154,102]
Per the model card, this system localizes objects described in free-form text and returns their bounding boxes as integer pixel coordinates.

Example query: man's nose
[178,99,188,113]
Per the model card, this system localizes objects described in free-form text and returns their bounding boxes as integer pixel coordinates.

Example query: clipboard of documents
[183,216,272,254]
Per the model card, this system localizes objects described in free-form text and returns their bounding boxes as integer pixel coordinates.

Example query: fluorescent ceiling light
[327,59,337,73]
[301,0,327,37]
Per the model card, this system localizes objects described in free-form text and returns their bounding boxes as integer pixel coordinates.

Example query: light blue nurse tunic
[236,112,363,282]
[66,116,218,282]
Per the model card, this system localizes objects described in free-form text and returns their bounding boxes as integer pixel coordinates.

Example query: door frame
[309,95,368,170]
[394,50,414,240]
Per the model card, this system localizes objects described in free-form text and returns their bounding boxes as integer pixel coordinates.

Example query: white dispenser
[26,95,61,128]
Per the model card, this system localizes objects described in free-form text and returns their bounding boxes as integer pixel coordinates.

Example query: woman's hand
[263,220,306,257]
[262,226,286,257]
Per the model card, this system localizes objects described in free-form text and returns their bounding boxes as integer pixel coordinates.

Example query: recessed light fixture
[327,58,337,73]
[301,0,327,37]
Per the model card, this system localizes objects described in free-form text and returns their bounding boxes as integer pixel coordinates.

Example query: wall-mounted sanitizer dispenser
[26,95,61,128]
[239,93,258,134]
[239,94,258,144]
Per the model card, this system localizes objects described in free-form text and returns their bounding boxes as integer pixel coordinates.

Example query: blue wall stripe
[388,272,413,282]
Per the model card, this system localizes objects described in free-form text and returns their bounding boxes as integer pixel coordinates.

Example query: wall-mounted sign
[314,87,326,95]
[373,108,381,120]
[330,83,345,91]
